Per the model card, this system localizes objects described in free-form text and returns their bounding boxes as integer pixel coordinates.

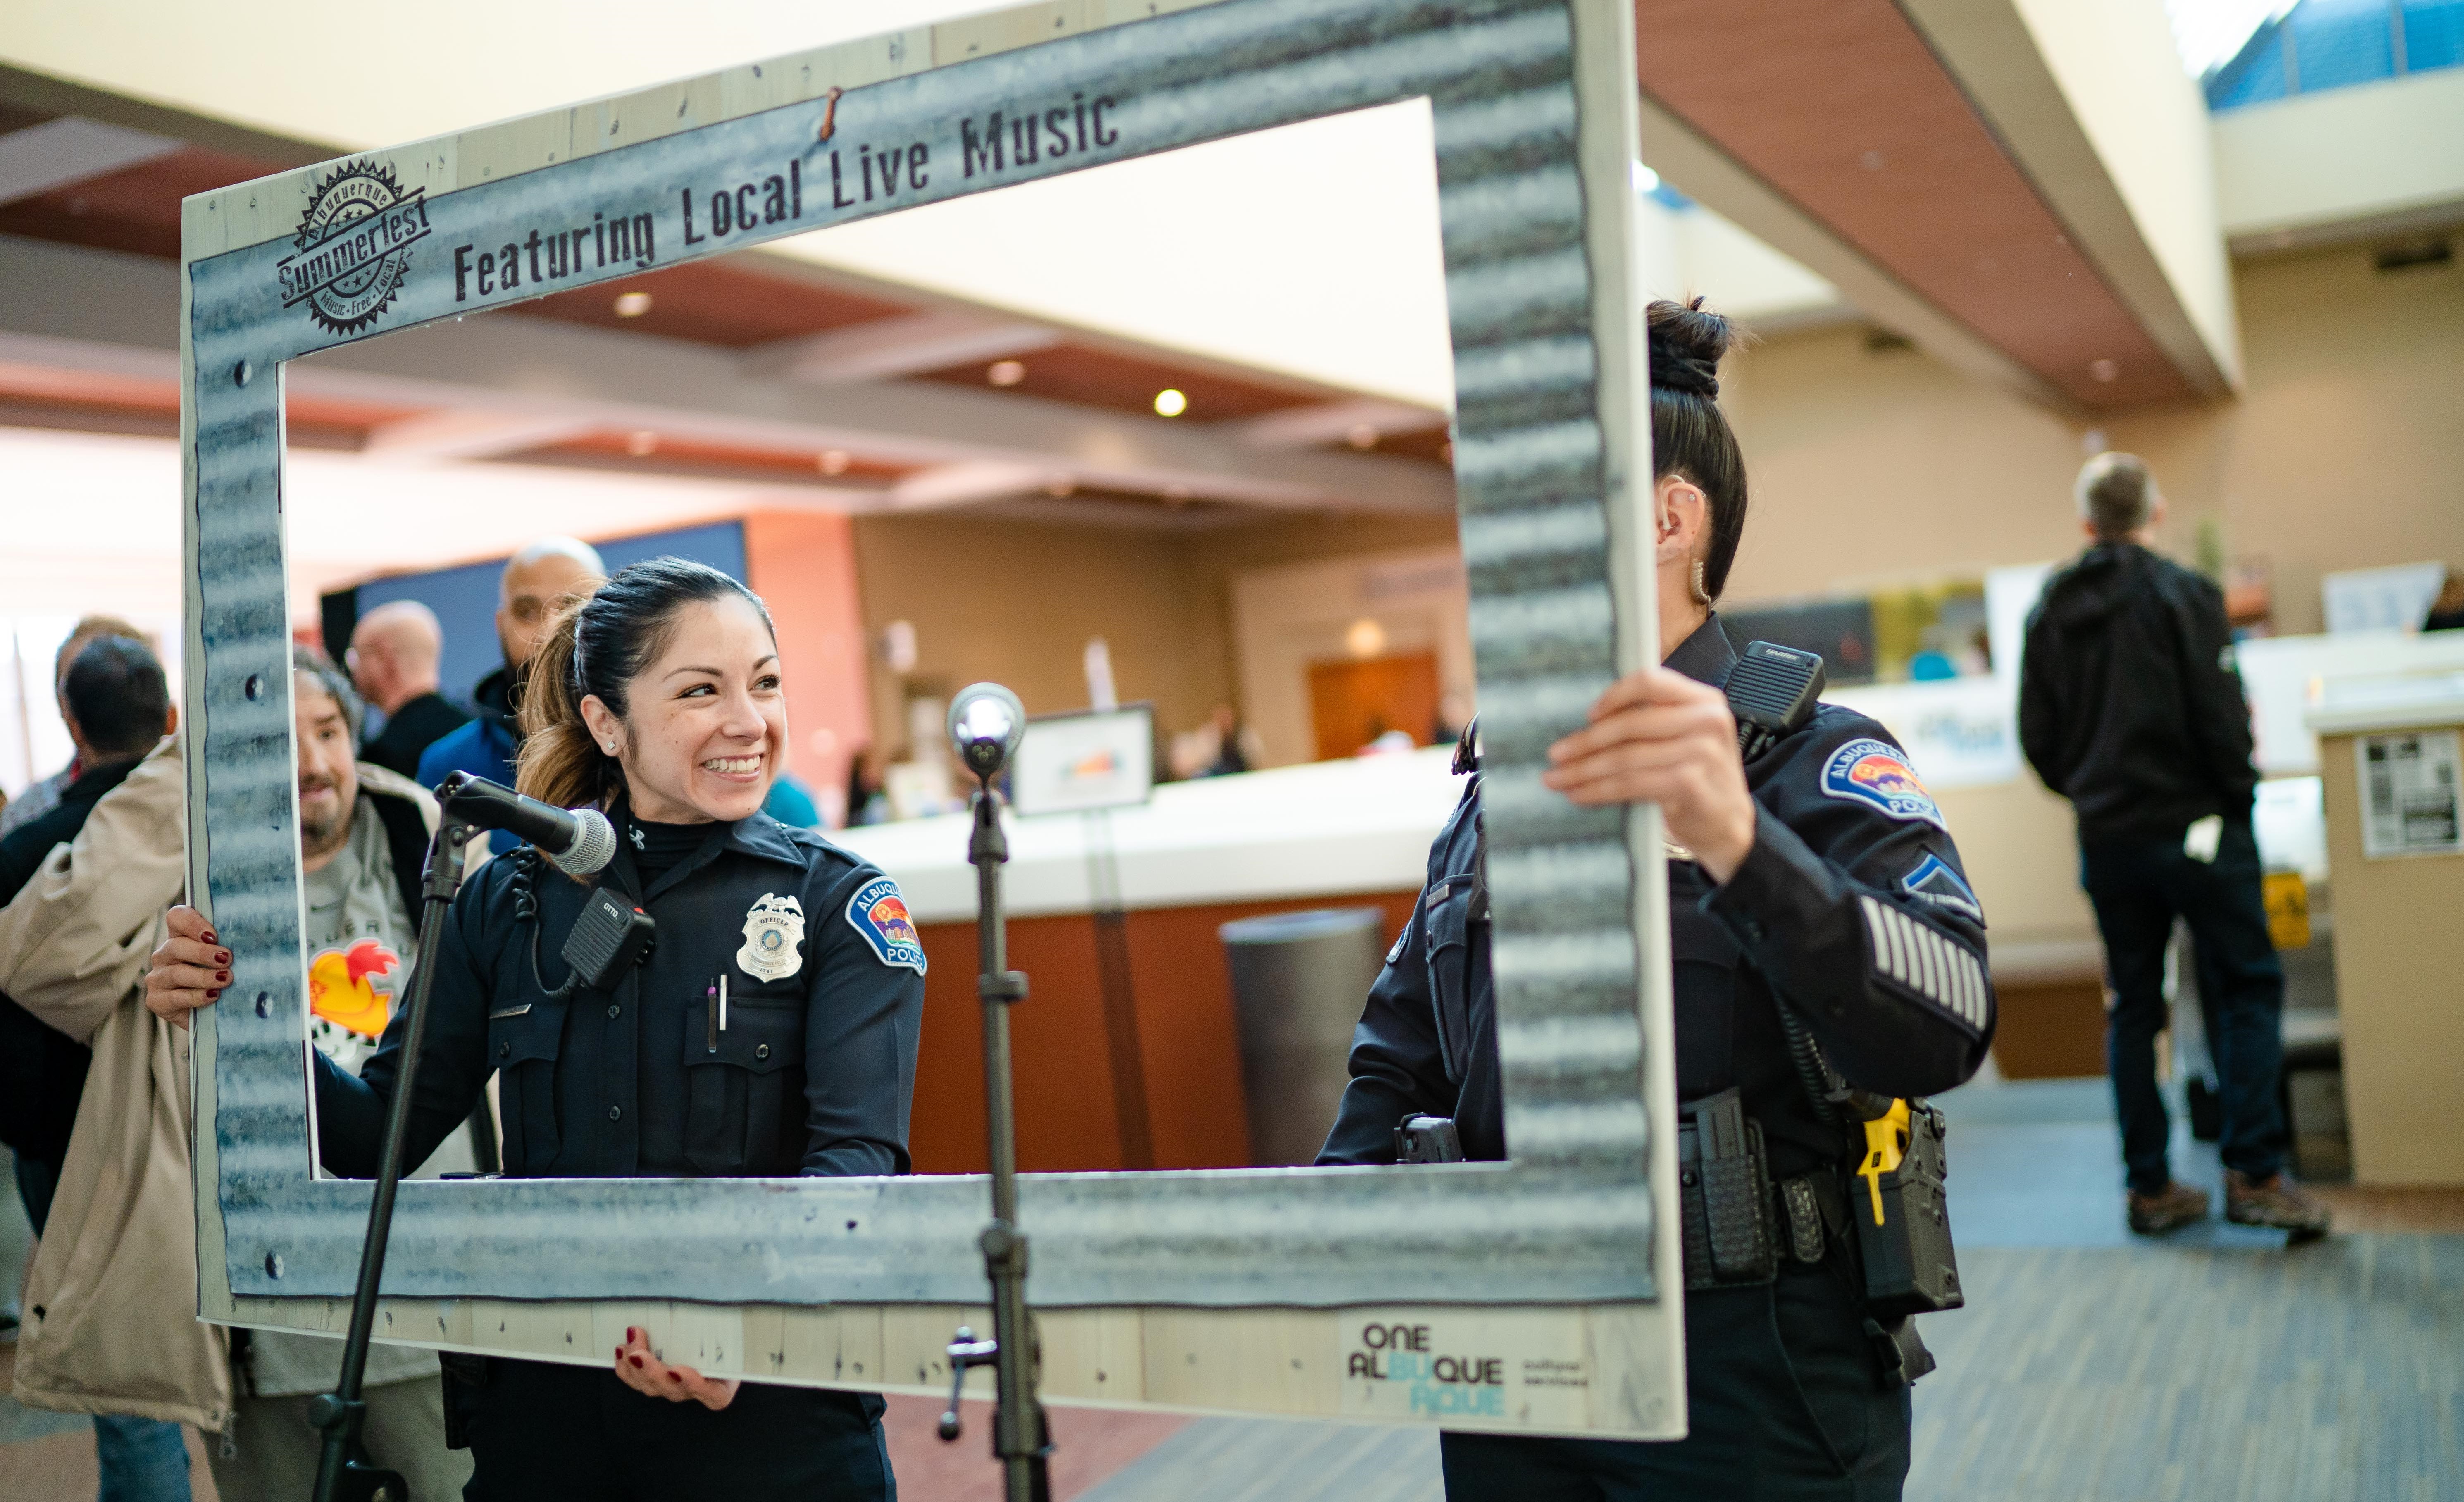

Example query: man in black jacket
[350,599,470,780]
[2020,453,2326,1239]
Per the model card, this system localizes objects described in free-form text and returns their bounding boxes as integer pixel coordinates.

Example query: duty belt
[1675,1087,1850,1290]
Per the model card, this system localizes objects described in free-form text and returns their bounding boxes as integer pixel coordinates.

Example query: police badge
[736,893,806,982]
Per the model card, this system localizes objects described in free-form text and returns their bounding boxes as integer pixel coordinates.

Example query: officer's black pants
[450,1357,894,1501]
[1439,1266,1909,1501]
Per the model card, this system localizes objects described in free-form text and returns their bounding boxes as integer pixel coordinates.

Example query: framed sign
[182,0,1684,1439]
[1010,706,1156,815]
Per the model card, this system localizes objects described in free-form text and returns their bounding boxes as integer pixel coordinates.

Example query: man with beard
[418,536,605,851]
[0,646,484,1500]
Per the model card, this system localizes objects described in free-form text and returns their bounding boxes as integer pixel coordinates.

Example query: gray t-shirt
[248,796,472,1396]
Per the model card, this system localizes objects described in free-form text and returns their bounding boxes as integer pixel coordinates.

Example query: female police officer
[1319,300,1996,1501]
[148,557,923,1500]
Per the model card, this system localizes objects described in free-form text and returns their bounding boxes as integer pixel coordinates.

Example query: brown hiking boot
[2226,1170,2331,1240]
[2126,1180,2210,1235]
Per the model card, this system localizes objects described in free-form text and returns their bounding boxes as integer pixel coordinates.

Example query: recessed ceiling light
[988,360,1027,387]
[614,291,653,317]
[1346,617,1387,660]
[1346,424,1379,450]
[1045,474,1077,497]
[819,449,852,475]
[626,430,658,456]
[1153,388,1188,417]
[2089,359,2120,383]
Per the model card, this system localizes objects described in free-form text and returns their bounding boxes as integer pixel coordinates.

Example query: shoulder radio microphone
[433,772,618,876]
[1727,640,1827,761]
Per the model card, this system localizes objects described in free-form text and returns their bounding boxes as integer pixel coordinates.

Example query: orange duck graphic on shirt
[309,939,401,1039]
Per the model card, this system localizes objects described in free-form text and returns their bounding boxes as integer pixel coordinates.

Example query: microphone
[434,773,617,875]
[946,683,1027,781]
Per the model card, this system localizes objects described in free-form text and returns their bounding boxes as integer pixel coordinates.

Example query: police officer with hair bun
[148,556,923,1500]
[1320,299,1997,1500]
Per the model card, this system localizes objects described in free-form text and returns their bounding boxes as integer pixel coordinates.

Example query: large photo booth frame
[181,0,1686,1439]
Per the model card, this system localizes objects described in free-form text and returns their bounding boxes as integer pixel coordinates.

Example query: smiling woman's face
[579,595,784,824]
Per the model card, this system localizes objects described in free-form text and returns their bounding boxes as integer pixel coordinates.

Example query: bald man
[352,600,471,780]
[416,537,605,849]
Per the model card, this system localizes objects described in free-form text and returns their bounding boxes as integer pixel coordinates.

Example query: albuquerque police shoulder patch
[1821,738,1945,829]
[845,877,927,974]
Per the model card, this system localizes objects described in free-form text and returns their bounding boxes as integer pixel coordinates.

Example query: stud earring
[1689,559,1712,606]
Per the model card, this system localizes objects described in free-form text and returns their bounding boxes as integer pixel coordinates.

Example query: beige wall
[1721,243,2464,637]
[848,509,1461,762]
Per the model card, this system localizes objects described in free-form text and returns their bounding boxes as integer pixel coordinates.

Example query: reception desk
[2309,673,2464,1185]
[836,750,1459,1174]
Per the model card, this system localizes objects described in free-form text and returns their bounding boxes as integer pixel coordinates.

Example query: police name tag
[736,893,806,982]
[846,877,927,975]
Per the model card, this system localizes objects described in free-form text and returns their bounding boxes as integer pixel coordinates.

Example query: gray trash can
[1219,908,1387,1166]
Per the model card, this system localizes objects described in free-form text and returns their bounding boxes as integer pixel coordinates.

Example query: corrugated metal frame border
[182,0,1675,1315]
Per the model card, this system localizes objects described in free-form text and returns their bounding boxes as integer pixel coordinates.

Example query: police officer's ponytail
[517,556,777,813]
[1647,297,1753,602]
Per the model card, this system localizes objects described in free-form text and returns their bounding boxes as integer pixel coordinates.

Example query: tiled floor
[7,1080,2457,1501]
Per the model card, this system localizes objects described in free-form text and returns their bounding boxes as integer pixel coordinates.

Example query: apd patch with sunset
[1820,738,1945,829]
[846,877,927,975]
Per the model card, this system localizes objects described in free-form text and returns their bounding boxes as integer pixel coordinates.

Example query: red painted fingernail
[629,1355,645,1368]
[217,951,231,964]
[207,990,222,1001]
[216,971,231,983]
[202,932,217,944]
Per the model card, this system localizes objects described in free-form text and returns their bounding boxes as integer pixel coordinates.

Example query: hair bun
[1647,296,1739,400]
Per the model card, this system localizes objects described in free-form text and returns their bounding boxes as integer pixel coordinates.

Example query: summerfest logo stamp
[278,160,431,336]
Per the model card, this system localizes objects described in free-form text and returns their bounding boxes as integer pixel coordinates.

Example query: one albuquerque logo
[278,160,430,336]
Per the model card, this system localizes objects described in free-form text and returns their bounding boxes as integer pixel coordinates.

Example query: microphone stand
[935,778,1051,1502]
[308,818,475,1502]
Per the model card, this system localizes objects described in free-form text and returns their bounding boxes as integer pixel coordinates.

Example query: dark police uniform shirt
[314,802,926,1181]
[1319,618,1996,1183]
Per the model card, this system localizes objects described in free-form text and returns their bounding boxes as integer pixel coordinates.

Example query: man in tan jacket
[1,649,481,1501]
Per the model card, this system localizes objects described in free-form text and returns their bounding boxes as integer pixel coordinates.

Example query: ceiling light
[626,430,658,456]
[613,291,653,317]
[1346,424,1379,451]
[2088,359,2121,384]
[1346,617,1387,660]
[988,360,1027,387]
[819,448,852,475]
[1045,474,1077,497]
[1153,388,1188,417]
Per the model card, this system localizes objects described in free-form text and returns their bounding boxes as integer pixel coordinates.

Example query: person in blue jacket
[153,557,923,1500]
[1320,301,1997,1501]
[417,536,605,851]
